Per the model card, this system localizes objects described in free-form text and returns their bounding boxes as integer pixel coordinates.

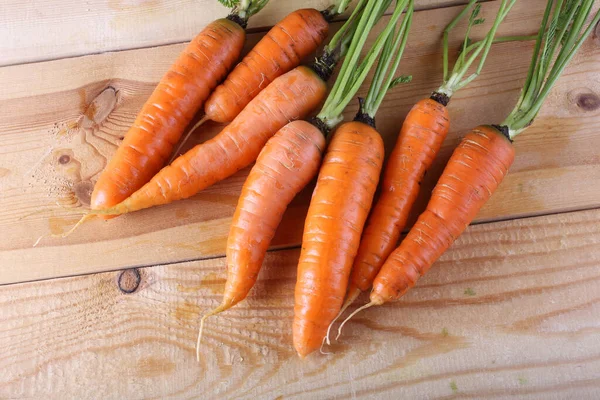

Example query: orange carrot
[293,0,413,358]
[343,98,449,307]
[294,120,384,357]
[97,66,327,216]
[334,0,517,323]
[204,8,329,124]
[90,17,246,214]
[371,125,514,303]
[337,0,600,338]
[193,1,375,360]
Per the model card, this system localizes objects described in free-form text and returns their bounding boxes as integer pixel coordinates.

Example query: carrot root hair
[196,302,230,362]
[325,287,361,345]
[336,301,376,341]
[170,115,210,164]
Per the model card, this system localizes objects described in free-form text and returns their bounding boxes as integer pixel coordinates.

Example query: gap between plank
[2,203,598,288]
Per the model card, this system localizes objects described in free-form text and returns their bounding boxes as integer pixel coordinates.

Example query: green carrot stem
[362,0,414,117]
[503,0,600,137]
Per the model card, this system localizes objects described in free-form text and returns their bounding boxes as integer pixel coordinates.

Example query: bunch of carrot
[89,0,354,219]
[335,0,600,339]
[43,0,598,361]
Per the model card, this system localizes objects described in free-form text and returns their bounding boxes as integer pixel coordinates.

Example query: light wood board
[2,208,600,399]
[0,0,479,66]
[2,0,600,285]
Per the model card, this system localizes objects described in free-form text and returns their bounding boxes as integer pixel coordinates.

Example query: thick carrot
[205,9,329,123]
[371,125,514,303]
[337,0,600,338]
[344,98,449,306]
[90,18,246,214]
[201,121,324,321]
[334,0,519,322]
[294,121,384,357]
[100,66,326,215]
[192,0,401,361]
[292,0,413,357]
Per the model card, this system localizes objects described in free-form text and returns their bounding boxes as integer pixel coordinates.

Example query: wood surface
[2,208,600,399]
[2,1,600,398]
[0,0,480,66]
[2,0,600,284]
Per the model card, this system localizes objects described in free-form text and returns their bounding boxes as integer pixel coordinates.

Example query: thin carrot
[339,0,600,335]
[293,0,414,358]
[170,2,355,161]
[205,8,330,124]
[193,0,376,361]
[334,0,521,327]
[91,0,269,216]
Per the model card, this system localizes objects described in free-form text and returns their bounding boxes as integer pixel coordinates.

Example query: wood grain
[1,208,600,399]
[1,0,600,285]
[0,0,480,66]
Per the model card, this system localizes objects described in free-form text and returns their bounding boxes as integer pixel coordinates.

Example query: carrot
[371,124,514,303]
[338,0,600,336]
[96,66,327,216]
[192,0,379,361]
[334,0,519,324]
[170,2,355,161]
[293,0,414,358]
[204,8,330,124]
[90,1,269,215]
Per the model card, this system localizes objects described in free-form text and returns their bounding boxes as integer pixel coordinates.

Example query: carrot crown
[437,0,519,99]
[316,0,413,130]
[220,0,270,25]
[502,0,600,138]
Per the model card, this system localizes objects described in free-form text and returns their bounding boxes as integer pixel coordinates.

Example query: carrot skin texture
[91,19,245,211]
[112,66,327,214]
[206,9,329,123]
[223,120,325,308]
[371,125,515,304]
[349,98,450,295]
[294,121,385,358]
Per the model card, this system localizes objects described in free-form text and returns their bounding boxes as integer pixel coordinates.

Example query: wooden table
[1,1,600,398]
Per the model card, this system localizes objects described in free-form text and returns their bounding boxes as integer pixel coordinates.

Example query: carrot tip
[319,336,333,356]
[196,303,229,362]
[336,301,376,341]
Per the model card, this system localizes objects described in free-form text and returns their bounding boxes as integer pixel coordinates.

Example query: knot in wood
[577,93,600,112]
[118,268,141,294]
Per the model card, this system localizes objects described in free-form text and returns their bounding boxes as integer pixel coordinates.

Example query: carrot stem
[503,0,600,137]
[318,0,411,128]
[439,0,518,97]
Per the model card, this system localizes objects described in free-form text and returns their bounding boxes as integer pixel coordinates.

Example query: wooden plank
[1,208,600,399]
[0,0,477,66]
[2,0,600,285]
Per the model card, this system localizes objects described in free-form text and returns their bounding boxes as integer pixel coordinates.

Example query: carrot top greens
[503,0,600,138]
[317,0,414,129]
[438,0,521,98]
[218,0,270,21]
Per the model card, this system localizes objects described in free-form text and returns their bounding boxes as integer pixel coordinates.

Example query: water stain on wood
[172,300,201,323]
[201,272,225,295]
[176,283,204,293]
[48,216,78,235]
[0,168,10,178]
[136,356,176,378]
